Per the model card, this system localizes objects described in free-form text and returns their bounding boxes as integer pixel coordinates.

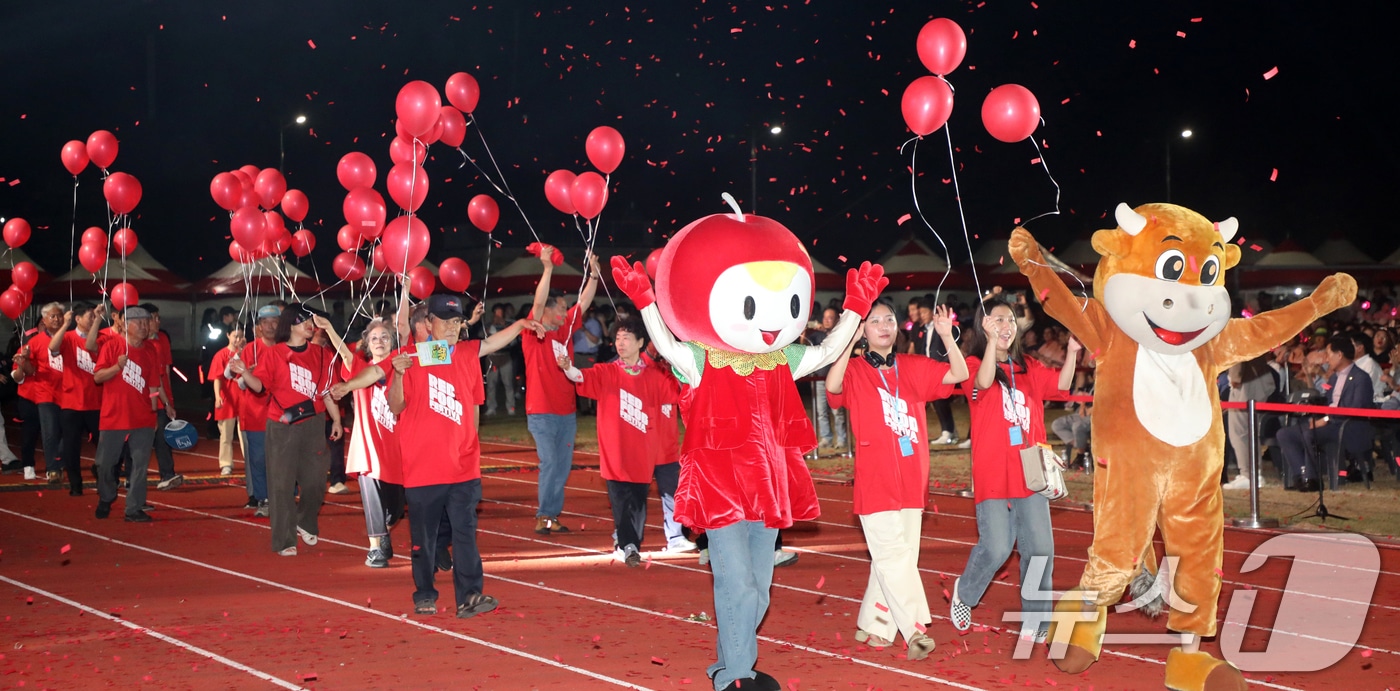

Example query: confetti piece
[299,673,318,681]
[651,656,667,665]
[1176,31,1186,38]
[897,213,912,225]
[60,544,71,554]
[1361,649,1373,658]
[1269,168,1278,181]
[875,602,889,612]
[1263,66,1279,80]
[307,39,317,49]
[1214,567,1225,577]
[1128,39,1136,49]
[815,576,825,589]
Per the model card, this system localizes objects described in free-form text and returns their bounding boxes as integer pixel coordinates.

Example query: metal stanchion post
[1233,400,1278,529]
[806,379,820,461]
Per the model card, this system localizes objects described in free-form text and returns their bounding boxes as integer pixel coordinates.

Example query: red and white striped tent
[1235,238,1329,289]
[37,244,191,300]
[193,258,327,297]
[475,249,585,299]
[2,248,49,289]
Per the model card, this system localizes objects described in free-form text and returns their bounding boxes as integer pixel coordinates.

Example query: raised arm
[824,328,861,395]
[576,252,602,311]
[793,261,888,379]
[481,318,544,356]
[393,279,412,344]
[974,314,1002,391]
[933,305,970,385]
[49,312,74,354]
[1207,273,1358,369]
[85,304,108,353]
[312,315,353,364]
[610,255,699,384]
[1008,228,1106,356]
[330,361,386,399]
[530,246,557,318]
[1059,337,1082,391]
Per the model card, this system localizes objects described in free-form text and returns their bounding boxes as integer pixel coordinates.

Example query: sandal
[853,629,892,648]
[414,599,438,615]
[907,632,937,661]
[456,593,498,619]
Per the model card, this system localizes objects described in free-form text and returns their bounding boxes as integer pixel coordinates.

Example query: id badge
[1008,425,1024,447]
[898,435,914,457]
[416,339,452,366]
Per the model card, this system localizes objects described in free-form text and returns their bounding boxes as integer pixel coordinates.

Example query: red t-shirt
[344,357,404,485]
[829,355,955,515]
[236,339,276,432]
[960,356,1064,503]
[209,346,240,421]
[56,330,107,411]
[253,342,336,423]
[386,340,483,488]
[574,359,682,483]
[150,331,173,387]
[17,331,58,404]
[95,337,162,430]
[522,304,582,415]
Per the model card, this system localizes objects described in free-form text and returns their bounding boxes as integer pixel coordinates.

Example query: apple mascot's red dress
[611,196,888,691]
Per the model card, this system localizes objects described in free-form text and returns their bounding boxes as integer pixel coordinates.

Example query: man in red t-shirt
[141,303,183,490]
[91,307,171,523]
[47,301,110,494]
[234,305,281,513]
[210,329,246,477]
[522,246,600,535]
[8,302,66,483]
[559,318,681,566]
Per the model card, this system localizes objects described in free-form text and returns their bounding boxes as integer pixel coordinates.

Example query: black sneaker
[0,460,20,474]
[95,500,112,519]
[69,488,83,496]
[244,497,259,509]
[124,511,152,523]
[365,548,390,568]
[157,474,184,491]
[436,547,453,572]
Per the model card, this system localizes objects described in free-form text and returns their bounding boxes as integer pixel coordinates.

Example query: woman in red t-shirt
[949,296,1077,643]
[825,298,967,659]
[235,304,344,556]
[210,329,245,477]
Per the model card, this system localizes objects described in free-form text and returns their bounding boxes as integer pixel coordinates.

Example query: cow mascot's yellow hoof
[1047,590,1106,674]
[1164,648,1247,691]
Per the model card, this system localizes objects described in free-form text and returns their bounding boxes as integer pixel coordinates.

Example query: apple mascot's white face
[655,209,816,355]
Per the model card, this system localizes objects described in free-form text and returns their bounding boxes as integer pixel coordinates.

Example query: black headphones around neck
[864,350,895,369]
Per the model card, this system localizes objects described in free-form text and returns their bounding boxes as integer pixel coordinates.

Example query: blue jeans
[527,413,576,518]
[705,520,778,690]
[813,381,846,446]
[242,430,268,501]
[957,494,1055,620]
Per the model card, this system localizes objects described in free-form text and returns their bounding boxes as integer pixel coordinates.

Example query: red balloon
[981,84,1041,143]
[81,227,106,247]
[239,185,259,210]
[103,172,142,215]
[916,18,967,76]
[61,140,89,176]
[438,257,472,292]
[291,229,316,258]
[644,248,663,280]
[210,172,242,212]
[370,244,387,273]
[239,165,261,183]
[266,218,292,255]
[2,218,31,248]
[11,262,39,291]
[901,76,955,136]
[468,194,499,233]
[445,72,480,114]
[254,168,287,210]
[389,136,426,166]
[332,252,366,281]
[343,187,387,239]
[230,205,268,250]
[336,224,363,252]
[230,169,253,188]
[420,115,444,146]
[281,189,309,223]
[109,282,140,311]
[570,172,608,220]
[585,126,625,174]
[386,163,429,212]
[78,243,107,273]
[112,228,138,258]
[229,240,254,264]
[395,80,443,138]
[438,106,466,148]
[544,170,577,215]
[86,130,118,169]
[379,216,431,273]
[264,210,286,234]
[336,152,377,191]
[407,266,435,300]
[394,118,409,141]
[0,287,26,320]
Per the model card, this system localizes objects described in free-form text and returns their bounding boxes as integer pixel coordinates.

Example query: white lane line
[0,507,652,690]
[0,574,305,690]
[479,476,1400,658]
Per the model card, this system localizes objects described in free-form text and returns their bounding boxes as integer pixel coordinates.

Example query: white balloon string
[940,123,985,301]
[68,176,79,304]
[1019,132,1063,227]
[466,114,543,244]
[899,135,957,308]
[482,232,493,304]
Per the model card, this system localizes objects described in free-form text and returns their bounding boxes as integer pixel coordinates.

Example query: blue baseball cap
[257,305,281,320]
[163,419,199,451]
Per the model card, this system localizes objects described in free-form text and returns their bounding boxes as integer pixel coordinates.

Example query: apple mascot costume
[611,195,887,691]
[1008,203,1355,691]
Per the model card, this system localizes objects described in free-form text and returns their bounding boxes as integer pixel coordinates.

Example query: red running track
[0,437,1396,690]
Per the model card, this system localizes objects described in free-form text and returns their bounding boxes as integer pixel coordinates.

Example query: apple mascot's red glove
[526,242,565,266]
[842,261,889,318]
[611,255,656,310]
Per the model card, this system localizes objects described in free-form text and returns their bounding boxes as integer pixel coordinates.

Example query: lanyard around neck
[874,359,900,401]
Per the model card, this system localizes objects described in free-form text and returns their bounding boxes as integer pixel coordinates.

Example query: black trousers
[60,409,100,492]
[154,409,176,480]
[326,415,347,484]
[932,398,956,437]
[406,479,483,608]
[606,479,650,551]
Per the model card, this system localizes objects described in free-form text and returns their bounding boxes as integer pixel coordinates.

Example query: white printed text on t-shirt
[428,374,463,423]
[878,387,920,443]
[619,389,649,433]
[289,363,315,398]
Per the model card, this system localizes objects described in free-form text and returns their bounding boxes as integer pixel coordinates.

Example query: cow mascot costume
[1009,202,1355,691]
[611,195,888,691]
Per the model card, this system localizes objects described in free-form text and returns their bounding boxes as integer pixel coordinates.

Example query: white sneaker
[698,548,709,566]
[278,546,298,557]
[667,538,698,553]
[956,439,972,449]
[220,466,233,477]
[327,482,350,495]
[1019,623,1050,644]
[297,527,319,546]
[1221,475,1251,490]
[23,467,37,481]
[774,549,799,567]
[930,431,953,445]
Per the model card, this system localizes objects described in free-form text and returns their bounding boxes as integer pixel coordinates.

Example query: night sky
[2,0,1394,287]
